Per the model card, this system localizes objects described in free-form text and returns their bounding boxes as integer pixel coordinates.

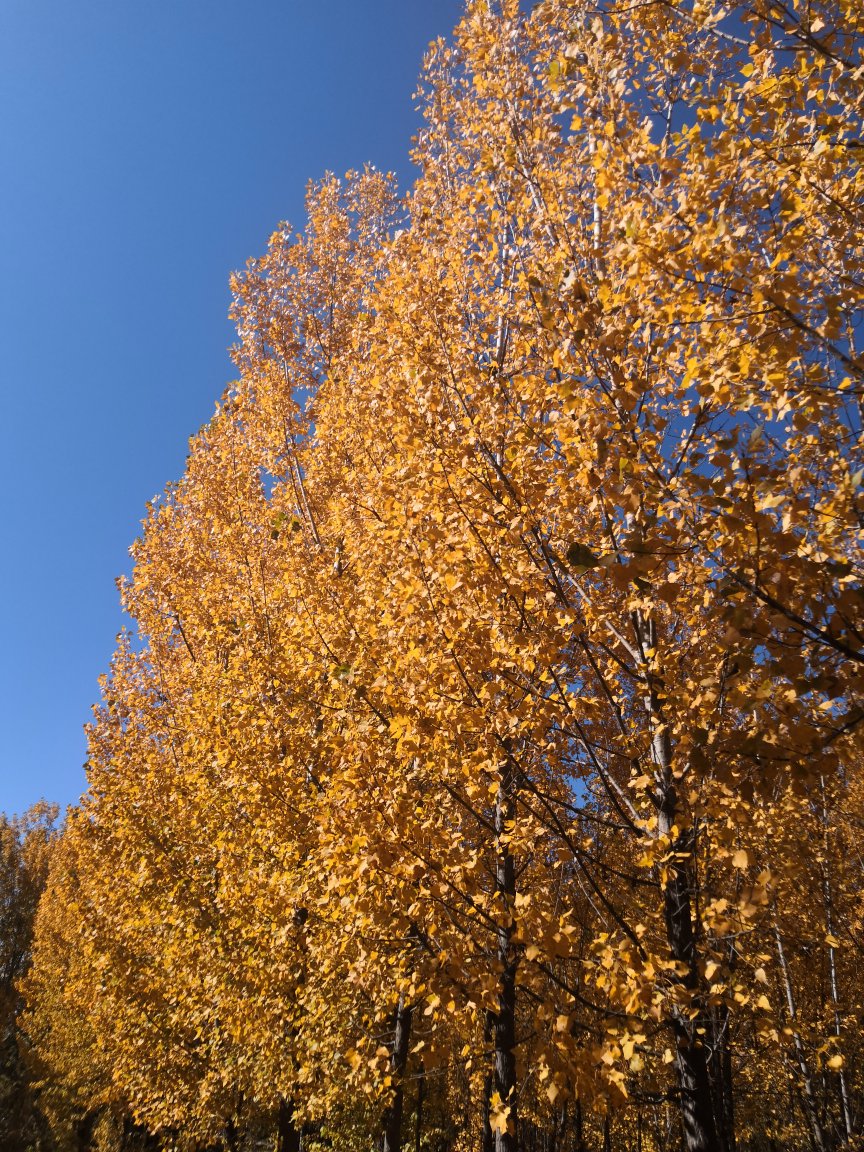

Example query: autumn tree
[0,802,61,1151]
[22,1,864,1151]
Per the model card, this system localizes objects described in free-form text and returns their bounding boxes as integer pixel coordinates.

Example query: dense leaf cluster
[14,1,864,1150]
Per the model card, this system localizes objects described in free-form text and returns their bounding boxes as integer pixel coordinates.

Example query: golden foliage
[22,1,864,1150]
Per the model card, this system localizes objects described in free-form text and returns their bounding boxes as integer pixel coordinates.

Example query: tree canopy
[18,1,864,1150]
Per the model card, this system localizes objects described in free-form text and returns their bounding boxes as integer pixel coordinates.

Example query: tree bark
[382,998,413,1152]
[644,615,721,1152]
[773,923,828,1152]
[483,1070,496,1152]
[75,1112,97,1152]
[573,1099,585,1152]
[820,778,852,1143]
[415,1062,425,1152]
[707,1004,736,1152]
[223,1117,240,1152]
[493,756,519,1152]
[658,792,721,1152]
[277,1099,302,1152]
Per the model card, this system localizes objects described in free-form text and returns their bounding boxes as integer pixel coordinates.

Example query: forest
[1,0,862,1150]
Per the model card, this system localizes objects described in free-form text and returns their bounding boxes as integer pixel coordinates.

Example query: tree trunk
[820,778,852,1143]
[636,605,722,1152]
[659,818,720,1152]
[224,1117,240,1152]
[574,1100,585,1152]
[382,998,413,1152]
[483,1071,496,1152]
[648,644,721,1152]
[75,1112,97,1152]
[416,1062,425,1152]
[278,1099,302,1152]
[493,756,519,1152]
[774,923,828,1152]
[707,1004,736,1152]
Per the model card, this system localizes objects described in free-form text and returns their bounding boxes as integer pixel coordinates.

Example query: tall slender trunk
[75,1111,97,1152]
[644,613,720,1152]
[658,782,720,1152]
[382,998,413,1152]
[493,755,519,1152]
[548,1106,563,1152]
[820,778,852,1143]
[824,896,852,1143]
[574,1099,585,1152]
[708,1004,736,1152]
[416,1062,425,1152]
[277,1099,302,1152]
[719,1012,736,1152]
[774,923,828,1152]
[483,1069,496,1152]
[223,1117,240,1152]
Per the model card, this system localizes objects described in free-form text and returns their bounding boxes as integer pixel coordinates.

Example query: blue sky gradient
[0,0,464,816]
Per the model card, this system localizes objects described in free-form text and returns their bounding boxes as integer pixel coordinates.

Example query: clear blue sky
[0,0,464,817]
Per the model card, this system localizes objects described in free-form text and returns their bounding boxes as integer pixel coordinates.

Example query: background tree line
[3,0,863,1149]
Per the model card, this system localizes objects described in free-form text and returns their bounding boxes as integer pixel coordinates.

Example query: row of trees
[0,804,60,1150]
[10,0,864,1149]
